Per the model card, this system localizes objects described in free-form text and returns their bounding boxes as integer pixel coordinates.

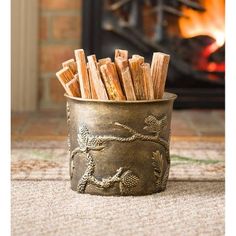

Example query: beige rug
[11,140,225,181]
[11,181,224,236]
[11,140,225,236]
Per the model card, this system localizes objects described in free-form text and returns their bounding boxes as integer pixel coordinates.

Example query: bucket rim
[65,92,177,104]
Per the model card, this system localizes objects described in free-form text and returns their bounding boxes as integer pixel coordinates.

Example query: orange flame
[179,0,225,48]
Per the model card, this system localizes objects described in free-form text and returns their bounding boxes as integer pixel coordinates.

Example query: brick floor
[11,110,225,141]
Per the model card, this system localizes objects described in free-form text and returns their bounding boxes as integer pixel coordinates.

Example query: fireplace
[82,0,225,108]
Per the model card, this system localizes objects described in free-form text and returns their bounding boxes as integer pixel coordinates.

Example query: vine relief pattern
[66,102,71,152]
[69,114,170,194]
[152,151,170,191]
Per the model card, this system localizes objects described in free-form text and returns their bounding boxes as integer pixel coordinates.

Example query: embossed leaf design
[79,125,89,139]
[144,115,167,136]
[159,115,168,129]
[77,125,90,149]
[152,151,163,177]
[161,165,170,190]
[151,151,165,191]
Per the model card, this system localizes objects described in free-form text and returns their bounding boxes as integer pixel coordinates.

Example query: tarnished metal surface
[65,93,177,196]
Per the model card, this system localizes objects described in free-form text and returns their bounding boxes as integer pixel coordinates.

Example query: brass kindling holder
[66,92,177,196]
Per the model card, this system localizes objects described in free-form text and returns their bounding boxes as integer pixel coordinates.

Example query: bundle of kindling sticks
[56,49,170,101]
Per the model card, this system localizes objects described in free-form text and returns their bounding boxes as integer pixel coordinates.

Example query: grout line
[40,72,57,79]
[41,10,81,17]
[39,40,81,46]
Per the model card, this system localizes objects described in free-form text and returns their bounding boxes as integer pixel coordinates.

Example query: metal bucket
[66,92,177,196]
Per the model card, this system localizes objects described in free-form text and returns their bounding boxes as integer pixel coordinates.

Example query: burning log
[145,5,190,18]
[108,0,132,11]
[209,44,225,64]
[177,0,205,12]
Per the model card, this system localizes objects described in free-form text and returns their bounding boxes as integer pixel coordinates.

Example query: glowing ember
[179,0,225,47]
[207,62,225,72]
[197,42,225,72]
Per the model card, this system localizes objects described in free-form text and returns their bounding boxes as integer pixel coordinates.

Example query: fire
[179,0,225,73]
[179,0,225,48]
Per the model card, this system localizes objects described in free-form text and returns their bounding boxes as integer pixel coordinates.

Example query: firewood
[87,55,108,100]
[87,63,98,99]
[114,50,129,89]
[74,49,91,99]
[56,67,74,84]
[115,57,136,100]
[56,67,75,95]
[98,57,112,69]
[115,49,128,60]
[132,55,145,64]
[56,49,171,101]
[129,57,147,100]
[141,63,154,100]
[62,59,77,74]
[65,76,81,97]
[109,0,132,11]
[100,62,126,100]
[178,0,205,11]
[151,52,170,99]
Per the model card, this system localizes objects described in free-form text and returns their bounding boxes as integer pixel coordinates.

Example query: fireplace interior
[82,0,225,108]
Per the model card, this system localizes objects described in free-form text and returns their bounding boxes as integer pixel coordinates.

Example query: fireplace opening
[82,0,225,108]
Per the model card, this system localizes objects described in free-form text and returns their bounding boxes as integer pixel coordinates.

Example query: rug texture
[11,140,225,236]
[11,181,224,236]
[11,140,225,181]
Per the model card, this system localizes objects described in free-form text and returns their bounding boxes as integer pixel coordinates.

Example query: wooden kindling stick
[141,63,154,100]
[115,49,128,60]
[151,52,170,99]
[129,56,147,100]
[98,57,112,69]
[115,57,136,100]
[74,49,91,99]
[56,49,171,101]
[56,67,80,97]
[100,62,125,101]
[132,55,144,62]
[62,59,77,75]
[65,75,81,97]
[87,63,98,99]
[87,55,108,100]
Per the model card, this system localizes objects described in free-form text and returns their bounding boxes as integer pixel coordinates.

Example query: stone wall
[39,0,82,110]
